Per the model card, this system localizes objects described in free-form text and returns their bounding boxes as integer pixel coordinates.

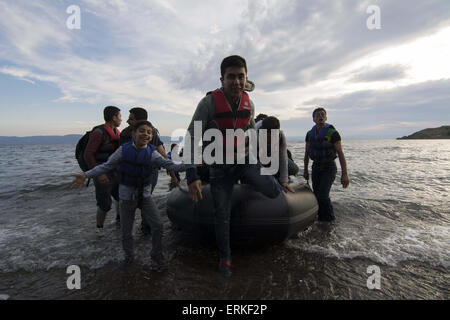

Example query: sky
[0,0,449,139]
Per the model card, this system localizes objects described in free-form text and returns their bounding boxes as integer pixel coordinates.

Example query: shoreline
[1,247,448,300]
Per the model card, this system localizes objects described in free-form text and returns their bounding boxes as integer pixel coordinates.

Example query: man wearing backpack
[84,106,122,235]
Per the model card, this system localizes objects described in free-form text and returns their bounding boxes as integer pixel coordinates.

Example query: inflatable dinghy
[167,179,318,246]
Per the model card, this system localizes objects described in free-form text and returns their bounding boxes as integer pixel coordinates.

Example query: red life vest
[212,89,251,130]
[211,89,252,155]
[102,125,120,150]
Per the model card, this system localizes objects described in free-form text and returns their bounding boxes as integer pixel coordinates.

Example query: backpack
[75,130,92,172]
[75,125,120,172]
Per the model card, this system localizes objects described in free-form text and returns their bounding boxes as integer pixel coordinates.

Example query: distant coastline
[397,125,450,140]
[0,135,182,145]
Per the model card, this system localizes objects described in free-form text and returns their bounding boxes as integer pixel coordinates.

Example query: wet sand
[1,237,448,300]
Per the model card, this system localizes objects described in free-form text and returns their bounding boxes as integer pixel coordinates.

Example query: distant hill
[0,135,82,145]
[397,126,450,139]
[0,135,182,145]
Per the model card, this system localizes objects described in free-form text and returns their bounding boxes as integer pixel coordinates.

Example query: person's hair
[255,113,268,123]
[170,143,178,150]
[312,107,327,117]
[103,106,120,122]
[261,116,280,130]
[220,55,247,77]
[132,120,153,133]
[129,107,148,121]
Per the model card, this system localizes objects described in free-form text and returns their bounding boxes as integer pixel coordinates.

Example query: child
[71,120,186,270]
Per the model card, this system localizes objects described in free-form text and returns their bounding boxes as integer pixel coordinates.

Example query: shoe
[150,256,167,272]
[119,256,134,270]
[96,227,104,237]
[218,258,232,277]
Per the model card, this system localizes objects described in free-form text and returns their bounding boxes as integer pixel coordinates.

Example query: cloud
[0,0,449,138]
[177,0,450,92]
[293,79,450,138]
[350,64,408,82]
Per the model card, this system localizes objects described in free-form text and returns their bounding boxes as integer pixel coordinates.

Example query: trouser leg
[140,196,163,260]
[241,163,282,199]
[312,162,337,221]
[141,169,159,233]
[210,166,235,260]
[94,177,113,226]
[120,200,137,260]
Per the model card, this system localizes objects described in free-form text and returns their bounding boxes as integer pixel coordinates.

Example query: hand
[341,173,349,188]
[282,182,295,193]
[303,170,309,181]
[188,179,203,203]
[98,174,110,185]
[70,173,86,188]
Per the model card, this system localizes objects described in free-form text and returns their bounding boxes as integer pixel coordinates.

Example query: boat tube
[167,179,318,246]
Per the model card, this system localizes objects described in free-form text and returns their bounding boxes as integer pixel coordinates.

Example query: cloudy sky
[0,0,449,139]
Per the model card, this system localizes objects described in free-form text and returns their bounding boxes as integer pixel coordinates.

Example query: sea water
[0,140,448,299]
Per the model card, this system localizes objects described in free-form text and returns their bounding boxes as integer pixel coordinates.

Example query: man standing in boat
[185,55,282,277]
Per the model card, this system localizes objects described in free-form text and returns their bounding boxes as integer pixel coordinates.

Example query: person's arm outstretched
[70,147,122,188]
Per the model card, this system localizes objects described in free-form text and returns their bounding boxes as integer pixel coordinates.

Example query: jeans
[311,161,337,221]
[141,167,160,234]
[120,196,163,261]
[209,163,282,259]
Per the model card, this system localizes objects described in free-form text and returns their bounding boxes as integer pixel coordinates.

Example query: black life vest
[308,123,337,163]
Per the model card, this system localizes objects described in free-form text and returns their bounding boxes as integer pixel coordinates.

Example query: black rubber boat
[167,179,318,246]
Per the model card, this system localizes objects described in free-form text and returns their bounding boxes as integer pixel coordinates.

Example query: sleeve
[184,96,213,183]
[332,130,341,144]
[150,150,186,172]
[152,131,164,147]
[329,125,341,144]
[84,129,103,169]
[85,147,122,178]
[278,132,289,184]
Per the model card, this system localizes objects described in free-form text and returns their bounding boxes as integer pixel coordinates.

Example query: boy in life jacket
[119,107,179,235]
[185,55,282,277]
[71,120,186,270]
[83,106,122,235]
[303,107,349,222]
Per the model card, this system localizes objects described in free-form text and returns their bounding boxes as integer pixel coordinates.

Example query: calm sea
[0,140,449,299]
